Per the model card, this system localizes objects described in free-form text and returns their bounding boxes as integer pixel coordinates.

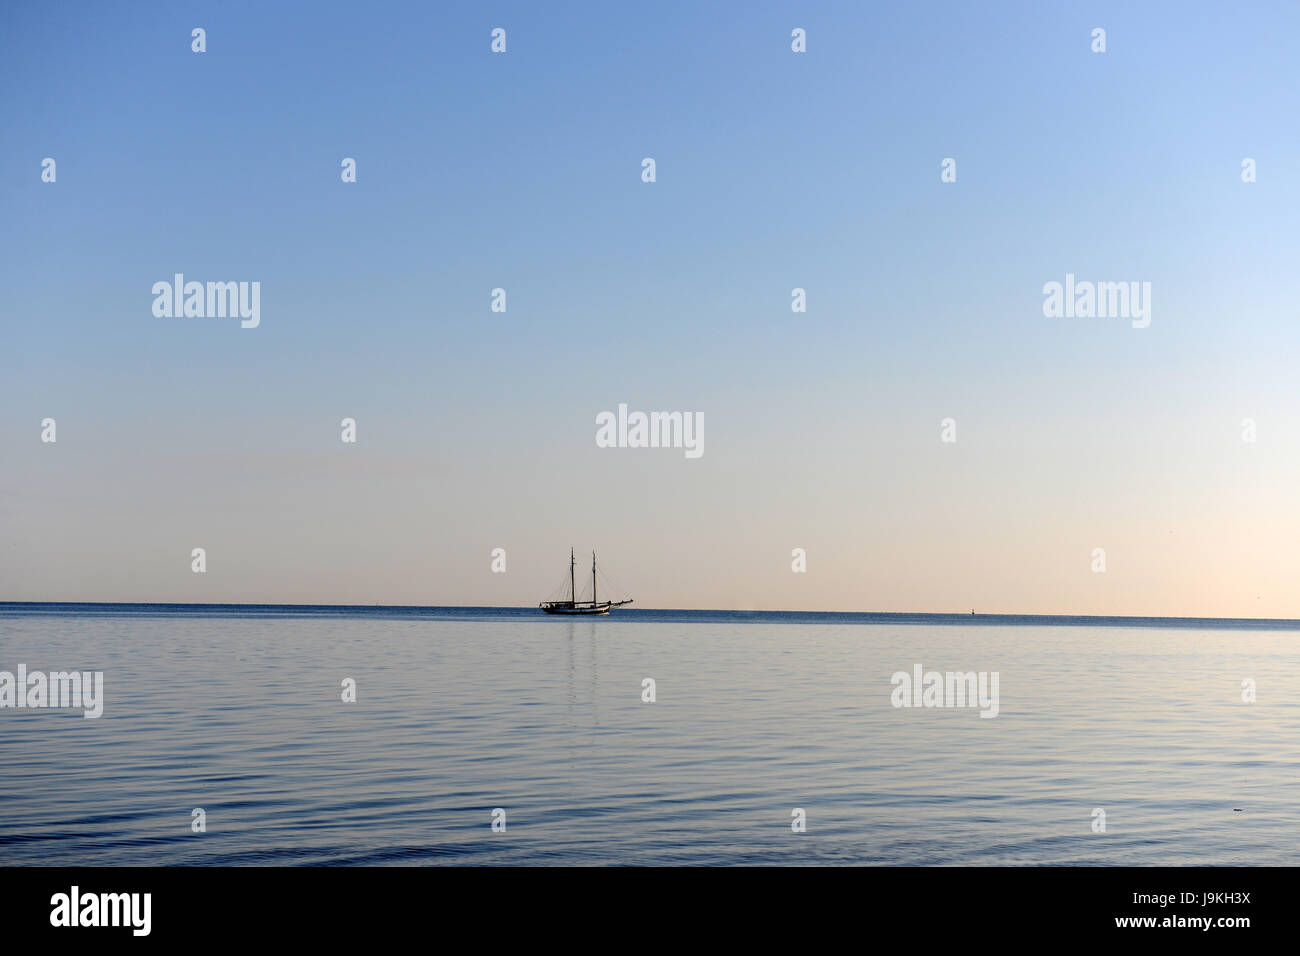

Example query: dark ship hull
[540,601,621,615]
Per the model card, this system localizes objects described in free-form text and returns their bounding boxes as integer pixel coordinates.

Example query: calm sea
[2,604,1297,866]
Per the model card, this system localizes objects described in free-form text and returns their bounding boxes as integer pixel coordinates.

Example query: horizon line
[2,600,1298,627]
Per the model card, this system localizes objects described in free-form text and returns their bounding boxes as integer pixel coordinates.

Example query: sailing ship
[539,549,633,615]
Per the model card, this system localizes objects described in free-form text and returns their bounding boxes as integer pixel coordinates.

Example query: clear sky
[3,1,1299,615]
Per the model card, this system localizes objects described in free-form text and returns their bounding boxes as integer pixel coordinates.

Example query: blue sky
[3,1,1299,614]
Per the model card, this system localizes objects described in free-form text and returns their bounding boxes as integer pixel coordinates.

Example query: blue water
[2,604,1297,865]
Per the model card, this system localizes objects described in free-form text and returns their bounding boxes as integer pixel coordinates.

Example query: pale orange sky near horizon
[4,385,1298,619]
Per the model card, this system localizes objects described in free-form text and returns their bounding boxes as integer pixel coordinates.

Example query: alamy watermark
[50,886,150,936]
[1,665,103,718]
[595,404,703,459]
[890,663,999,718]
[152,274,260,328]
[1042,273,1150,328]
